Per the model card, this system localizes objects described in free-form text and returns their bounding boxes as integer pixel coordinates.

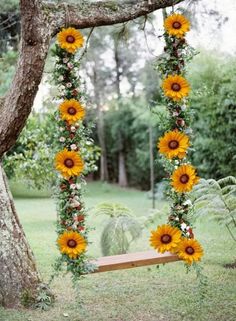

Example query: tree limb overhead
[44,0,184,35]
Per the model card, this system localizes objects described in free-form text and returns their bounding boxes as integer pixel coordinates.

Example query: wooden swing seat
[92,250,180,273]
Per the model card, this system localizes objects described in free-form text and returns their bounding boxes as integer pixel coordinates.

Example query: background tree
[189,52,236,178]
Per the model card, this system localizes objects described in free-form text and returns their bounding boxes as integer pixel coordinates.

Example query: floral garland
[149,13,204,266]
[52,27,95,279]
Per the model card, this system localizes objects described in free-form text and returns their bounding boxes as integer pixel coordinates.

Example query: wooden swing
[92,251,180,273]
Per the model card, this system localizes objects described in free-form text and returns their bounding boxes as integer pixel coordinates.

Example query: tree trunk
[93,67,109,181]
[114,39,122,100]
[118,151,128,187]
[114,38,128,187]
[0,163,41,308]
[149,123,155,209]
[98,115,109,181]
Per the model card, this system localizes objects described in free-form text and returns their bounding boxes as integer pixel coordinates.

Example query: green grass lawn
[0,182,236,321]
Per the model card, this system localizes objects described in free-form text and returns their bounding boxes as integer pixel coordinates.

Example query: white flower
[76,183,81,189]
[86,141,93,146]
[72,223,77,229]
[181,223,187,231]
[70,144,77,150]
[59,137,66,142]
[186,232,190,237]
[185,128,193,135]
[59,127,64,132]
[172,111,179,117]
[70,200,81,208]
[70,126,76,132]
[181,104,187,111]
[58,75,64,81]
[67,62,73,69]
[66,83,72,88]
[183,199,192,207]
[175,217,179,221]
[59,85,65,91]
[63,58,69,64]
[70,184,77,190]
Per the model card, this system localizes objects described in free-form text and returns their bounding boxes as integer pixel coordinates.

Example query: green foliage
[0,50,18,95]
[191,176,236,241]
[94,202,142,256]
[104,98,164,189]
[0,1,20,55]
[0,0,18,11]
[20,283,54,311]
[189,52,236,179]
[3,112,56,190]
[3,111,100,190]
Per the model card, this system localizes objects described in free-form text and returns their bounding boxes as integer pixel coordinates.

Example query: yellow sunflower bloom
[158,130,190,159]
[150,224,182,253]
[177,238,203,265]
[171,164,199,193]
[57,28,84,53]
[57,230,87,259]
[59,99,85,124]
[162,74,190,101]
[55,149,84,178]
[164,14,190,38]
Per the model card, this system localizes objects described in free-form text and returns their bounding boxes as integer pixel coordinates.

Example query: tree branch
[44,0,184,35]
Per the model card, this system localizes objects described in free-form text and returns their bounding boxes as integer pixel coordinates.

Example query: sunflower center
[185,246,195,255]
[168,140,179,149]
[67,239,77,248]
[64,158,74,168]
[180,174,189,184]
[171,83,181,91]
[172,21,182,29]
[161,234,172,244]
[66,35,75,43]
[67,107,77,115]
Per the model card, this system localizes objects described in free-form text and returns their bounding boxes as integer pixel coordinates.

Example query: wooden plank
[91,250,180,273]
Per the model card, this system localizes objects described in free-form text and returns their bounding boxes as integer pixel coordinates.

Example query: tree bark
[118,151,128,187]
[45,0,183,34]
[92,67,109,181]
[0,163,41,307]
[0,0,184,308]
[114,38,128,187]
[149,123,155,209]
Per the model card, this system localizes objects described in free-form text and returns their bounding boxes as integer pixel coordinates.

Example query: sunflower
[162,74,190,101]
[158,130,189,159]
[57,28,84,53]
[150,224,182,253]
[59,99,85,124]
[164,14,190,38]
[171,164,199,193]
[57,230,87,259]
[55,149,84,178]
[177,238,203,264]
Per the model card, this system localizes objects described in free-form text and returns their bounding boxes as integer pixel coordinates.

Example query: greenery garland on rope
[149,12,204,266]
[51,12,204,285]
[52,27,96,280]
